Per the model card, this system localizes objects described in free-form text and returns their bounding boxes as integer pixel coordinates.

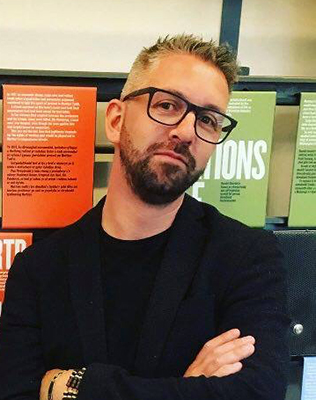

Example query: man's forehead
[143,54,230,110]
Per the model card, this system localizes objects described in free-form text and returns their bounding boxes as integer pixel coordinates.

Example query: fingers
[184,329,256,379]
[208,340,255,368]
[196,329,254,363]
[203,328,241,351]
[212,362,243,378]
[215,335,255,356]
[195,330,255,375]
[197,342,255,377]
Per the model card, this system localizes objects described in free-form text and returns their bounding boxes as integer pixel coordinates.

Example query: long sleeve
[77,232,290,400]
[0,229,289,400]
[0,252,46,400]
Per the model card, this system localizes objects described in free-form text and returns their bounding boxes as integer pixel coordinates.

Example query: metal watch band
[62,368,86,400]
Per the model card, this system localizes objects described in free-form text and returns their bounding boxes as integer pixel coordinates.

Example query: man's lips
[154,150,188,166]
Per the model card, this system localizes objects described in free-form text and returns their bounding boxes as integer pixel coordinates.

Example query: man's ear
[105,99,126,144]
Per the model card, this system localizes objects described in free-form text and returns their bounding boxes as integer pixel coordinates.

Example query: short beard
[119,126,204,205]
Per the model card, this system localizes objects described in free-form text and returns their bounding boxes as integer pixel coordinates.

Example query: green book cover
[288,92,316,227]
[188,91,276,227]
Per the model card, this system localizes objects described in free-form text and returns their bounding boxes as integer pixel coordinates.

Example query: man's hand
[183,329,255,378]
[40,369,74,400]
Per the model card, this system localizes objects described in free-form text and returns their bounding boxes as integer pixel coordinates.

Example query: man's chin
[134,189,183,206]
[153,154,188,169]
[131,175,198,206]
[153,161,187,180]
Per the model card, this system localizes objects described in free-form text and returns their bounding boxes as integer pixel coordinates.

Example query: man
[0,34,289,400]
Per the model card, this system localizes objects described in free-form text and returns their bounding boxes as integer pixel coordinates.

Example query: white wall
[0,0,222,72]
[1,0,315,76]
[239,0,316,76]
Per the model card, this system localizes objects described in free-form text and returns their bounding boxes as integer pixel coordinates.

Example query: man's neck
[102,160,183,240]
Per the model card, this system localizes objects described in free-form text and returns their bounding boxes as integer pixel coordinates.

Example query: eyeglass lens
[149,91,231,143]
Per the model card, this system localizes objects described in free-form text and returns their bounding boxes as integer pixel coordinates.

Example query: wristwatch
[62,368,86,399]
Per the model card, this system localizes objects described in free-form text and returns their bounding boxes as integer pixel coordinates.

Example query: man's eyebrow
[165,88,224,113]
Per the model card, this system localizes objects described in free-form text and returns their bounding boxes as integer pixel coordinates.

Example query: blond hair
[121,34,238,98]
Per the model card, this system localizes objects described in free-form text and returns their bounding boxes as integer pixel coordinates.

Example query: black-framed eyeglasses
[122,87,237,144]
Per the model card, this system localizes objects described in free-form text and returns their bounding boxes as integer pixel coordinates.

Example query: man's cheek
[195,153,210,171]
[201,147,216,168]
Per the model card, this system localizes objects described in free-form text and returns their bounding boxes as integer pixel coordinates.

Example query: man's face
[119,54,230,205]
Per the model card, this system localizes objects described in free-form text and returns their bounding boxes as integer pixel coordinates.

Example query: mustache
[147,141,196,171]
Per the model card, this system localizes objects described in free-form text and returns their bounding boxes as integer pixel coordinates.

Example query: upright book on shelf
[188,91,276,227]
[2,85,97,228]
[0,232,33,316]
[288,92,316,227]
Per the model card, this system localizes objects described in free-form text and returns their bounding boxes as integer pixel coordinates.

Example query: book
[0,232,33,316]
[188,91,276,227]
[288,92,316,227]
[2,85,97,228]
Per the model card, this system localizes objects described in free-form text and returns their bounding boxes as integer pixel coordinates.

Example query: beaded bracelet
[62,368,86,400]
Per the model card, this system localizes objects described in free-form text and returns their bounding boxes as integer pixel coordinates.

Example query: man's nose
[168,111,196,143]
